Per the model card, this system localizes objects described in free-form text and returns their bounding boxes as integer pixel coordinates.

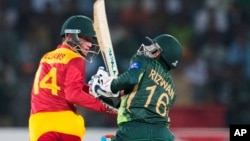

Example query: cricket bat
[93,0,119,77]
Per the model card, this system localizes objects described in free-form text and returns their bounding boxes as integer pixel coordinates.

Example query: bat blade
[93,0,118,77]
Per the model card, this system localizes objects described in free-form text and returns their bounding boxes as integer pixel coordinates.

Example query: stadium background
[0,0,250,140]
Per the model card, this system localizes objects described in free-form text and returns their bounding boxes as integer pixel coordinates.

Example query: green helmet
[139,34,182,69]
[60,15,96,38]
[154,34,182,69]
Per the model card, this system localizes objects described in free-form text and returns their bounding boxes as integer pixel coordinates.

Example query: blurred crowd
[0,0,250,127]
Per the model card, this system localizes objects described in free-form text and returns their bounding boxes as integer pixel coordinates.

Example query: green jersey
[111,54,177,127]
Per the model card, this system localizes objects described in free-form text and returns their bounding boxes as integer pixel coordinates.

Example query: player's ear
[66,34,75,41]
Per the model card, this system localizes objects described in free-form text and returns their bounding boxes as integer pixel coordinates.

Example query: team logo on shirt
[129,62,140,70]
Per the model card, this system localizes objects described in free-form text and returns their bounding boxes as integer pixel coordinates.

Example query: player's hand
[88,75,99,97]
[95,66,109,77]
[89,75,120,98]
[99,95,121,113]
[88,66,119,97]
[104,103,118,114]
[88,66,109,97]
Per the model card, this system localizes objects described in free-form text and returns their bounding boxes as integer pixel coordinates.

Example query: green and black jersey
[111,54,177,127]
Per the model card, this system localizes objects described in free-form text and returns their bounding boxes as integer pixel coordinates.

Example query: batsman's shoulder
[128,54,149,71]
[131,54,149,64]
[131,54,146,62]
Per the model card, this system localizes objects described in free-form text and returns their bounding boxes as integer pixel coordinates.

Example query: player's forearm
[65,84,107,112]
[111,70,140,93]
[77,92,107,112]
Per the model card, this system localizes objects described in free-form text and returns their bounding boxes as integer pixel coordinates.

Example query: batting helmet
[148,34,182,69]
[60,15,96,38]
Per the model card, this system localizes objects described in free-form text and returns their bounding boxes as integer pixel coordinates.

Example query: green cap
[60,15,96,38]
[147,34,182,69]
